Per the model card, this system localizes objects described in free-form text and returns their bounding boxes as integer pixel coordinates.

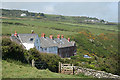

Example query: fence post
[72,64,74,75]
[59,62,61,73]
[61,62,62,73]
[32,59,35,67]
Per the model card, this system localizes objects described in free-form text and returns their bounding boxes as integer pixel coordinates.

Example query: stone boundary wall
[74,66,120,79]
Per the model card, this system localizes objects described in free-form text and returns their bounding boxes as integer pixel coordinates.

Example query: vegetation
[2,60,90,78]
[2,38,61,72]
[1,9,120,77]
[69,31,119,75]
[2,38,90,78]
[28,48,62,72]
[2,38,27,63]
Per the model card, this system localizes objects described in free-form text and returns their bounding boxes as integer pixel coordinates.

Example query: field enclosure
[2,17,118,37]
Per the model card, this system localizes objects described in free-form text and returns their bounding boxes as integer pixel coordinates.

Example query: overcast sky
[2,2,118,22]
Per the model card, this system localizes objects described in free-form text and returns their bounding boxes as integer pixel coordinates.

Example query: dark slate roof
[40,37,75,48]
[10,36,21,44]
[11,33,75,48]
[18,34,38,43]
[10,36,26,48]
[54,38,74,48]
[39,37,58,48]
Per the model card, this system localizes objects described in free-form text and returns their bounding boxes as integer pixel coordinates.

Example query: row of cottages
[10,31,76,58]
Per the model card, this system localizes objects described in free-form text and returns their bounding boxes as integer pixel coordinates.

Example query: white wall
[20,35,40,50]
[22,43,34,50]
[21,13,26,16]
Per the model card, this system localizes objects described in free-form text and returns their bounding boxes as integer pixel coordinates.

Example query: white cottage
[10,31,40,50]
[20,13,27,17]
[10,32,76,58]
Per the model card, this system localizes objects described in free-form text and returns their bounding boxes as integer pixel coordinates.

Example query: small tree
[28,48,62,72]
[2,38,27,63]
[100,20,105,23]
[40,13,44,17]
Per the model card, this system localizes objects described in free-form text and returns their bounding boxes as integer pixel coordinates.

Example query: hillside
[1,9,112,24]
[2,9,118,36]
[2,60,89,78]
[1,9,120,77]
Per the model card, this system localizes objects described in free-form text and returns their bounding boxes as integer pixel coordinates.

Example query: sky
[2,0,119,2]
[2,2,118,22]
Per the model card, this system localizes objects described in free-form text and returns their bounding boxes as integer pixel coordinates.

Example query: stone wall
[74,66,120,79]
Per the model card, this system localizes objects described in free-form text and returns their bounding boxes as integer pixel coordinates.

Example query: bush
[2,38,62,72]
[28,48,62,72]
[28,48,40,61]
[2,38,27,63]
[2,38,12,46]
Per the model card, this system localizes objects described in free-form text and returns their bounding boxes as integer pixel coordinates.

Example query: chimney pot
[31,30,34,34]
[50,35,53,39]
[61,35,64,38]
[14,31,18,37]
[41,33,45,38]
[68,38,70,42]
[57,34,60,39]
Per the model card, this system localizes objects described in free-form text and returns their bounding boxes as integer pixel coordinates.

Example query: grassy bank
[2,60,90,78]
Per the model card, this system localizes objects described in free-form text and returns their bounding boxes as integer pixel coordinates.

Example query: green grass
[0,60,2,80]
[2,19,77,37]
[2,18,118,38]
[2,60,90,78]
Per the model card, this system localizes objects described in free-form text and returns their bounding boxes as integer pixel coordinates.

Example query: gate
[59,62,74,75]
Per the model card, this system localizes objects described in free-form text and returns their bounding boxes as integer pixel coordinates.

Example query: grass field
[2,17,118,37]
[2,60,90,78]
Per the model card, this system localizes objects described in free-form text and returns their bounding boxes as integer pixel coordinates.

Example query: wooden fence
[32,59,47,69]
[32,60,74,75]
[59,62,74,75]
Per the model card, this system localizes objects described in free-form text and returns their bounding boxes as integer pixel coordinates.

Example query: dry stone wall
[74,66,120,79]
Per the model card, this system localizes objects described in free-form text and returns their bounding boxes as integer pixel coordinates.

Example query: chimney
[14,31,18,37]
[31,30,34,34]
[61,35,64,38]
[49,35,53,39]
[68,38,70,42]
[57,34,60,39]
[41,33,45,38]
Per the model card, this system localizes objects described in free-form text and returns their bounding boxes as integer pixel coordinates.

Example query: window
[38,46,39,50]
[36,39,38,43]
[66,53,69,57]
[41,47,43,51]
[30,38,34,41]
[45,48,47,50]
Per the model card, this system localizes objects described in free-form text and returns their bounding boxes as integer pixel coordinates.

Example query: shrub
[28,48,62,72]
[2,38,12,46]
[28,48,40,61]
[2,38,62,72]
[2,38,27,63]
